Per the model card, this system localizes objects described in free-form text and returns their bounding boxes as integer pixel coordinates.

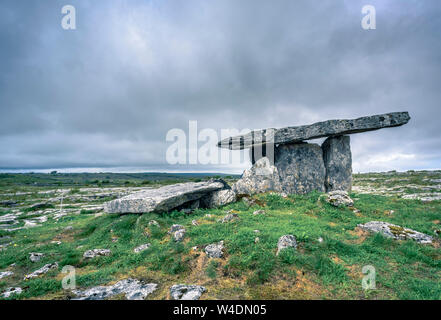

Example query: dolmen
[104,112,410,214]
[219,111,410,195]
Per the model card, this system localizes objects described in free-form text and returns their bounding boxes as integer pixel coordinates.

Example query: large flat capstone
[218,112,410,150]
[104,180,226,214]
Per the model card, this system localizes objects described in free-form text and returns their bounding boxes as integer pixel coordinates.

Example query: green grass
[0,172,440,300]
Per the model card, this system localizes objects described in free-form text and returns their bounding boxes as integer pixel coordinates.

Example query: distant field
[0,171,440,300]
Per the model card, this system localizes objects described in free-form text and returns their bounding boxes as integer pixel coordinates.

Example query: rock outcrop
[170,284,206,300]
[205,241,224,258]
[73,279,157,300]
[322,135,352,192]
[357,221,433,244]
[83,249,111,259]
[276,235,297,255]
[326,190,354,207]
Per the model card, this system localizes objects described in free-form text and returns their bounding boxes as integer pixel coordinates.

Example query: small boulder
[192,220,199,226]
[200,189,236,208]
[170,284,206,300]
[73,279,157,300]
[276,235,297,255]
[29,252,44,263]
[326,190,354,207]
[148,220,160,227]
[220,213,239,223]
[134,243,151,253]
[253,210,265,215]
[205,241,224,258]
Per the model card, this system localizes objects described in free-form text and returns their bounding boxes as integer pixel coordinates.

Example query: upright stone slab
[322,135,352,192]
[274,143,326,194]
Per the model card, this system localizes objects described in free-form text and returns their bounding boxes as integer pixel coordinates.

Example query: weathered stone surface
[134,243,151,253]
[205,241,224,258]
[104,180,225,214]
[322,135,352,192]
[253,210,265,215]
[200,189,236,208]
[2,287,22,298]
[83,249,111,259]
[73,279,157,300]
[232,157,282,195]
[326,190,354,207]
[29,252,44,263]
[24,262,58,280]
[218,112,410,150]
[148,220,160,227]
[357,221,433,244]
[275,143,326,194]
[170,284,206,300]
[276,235,297,255]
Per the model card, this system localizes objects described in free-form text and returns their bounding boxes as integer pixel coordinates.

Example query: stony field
[0,171,440,300]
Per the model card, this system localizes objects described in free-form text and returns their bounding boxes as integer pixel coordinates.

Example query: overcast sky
[1,0,440,173]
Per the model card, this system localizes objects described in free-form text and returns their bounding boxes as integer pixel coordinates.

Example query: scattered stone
[0,200,18,207]
[322,135,352,192]
[357,221,433,244]
[318,237,324,243]
[83,249,111,259]
[29,252,44,263]
[205,214,212,218]
[148,220,160,227]
[2,287,22,298]
[104,180,226,214]
[255,237,260,243]
[134,243,151,253]
[51,241,62,245]
[253,209,265,215]
[276,235,297,255]
[200,189,236,208]
[205,241,224,258]
[64,226,74,231]
[326,190,354,207]
[73,279,157,300]
[0,271,13,279]
[169,225,186,242]
[24,262,58,280]
[192,220,199,226]
[220,213,239,223]
[254,230,260,233]
[218,112,410,150]
[170,284,206,300]
[232,157,283,195]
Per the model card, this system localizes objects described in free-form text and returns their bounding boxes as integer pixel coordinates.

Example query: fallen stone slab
[83,249,111,259]
[73,279,157,300]
[205,241,224,258]
[2,287,22,298]
[276,235,297,255]
[357,221,433,244]
[104,180,226,214]
[218,112,410,150]
[24,262,58,280]
[170,284,206,300]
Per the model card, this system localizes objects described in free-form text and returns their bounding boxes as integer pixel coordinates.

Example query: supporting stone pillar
[321,135,352,192]
[274,142,326,194]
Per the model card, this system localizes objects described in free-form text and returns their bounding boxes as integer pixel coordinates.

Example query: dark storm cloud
[0,0,440,172]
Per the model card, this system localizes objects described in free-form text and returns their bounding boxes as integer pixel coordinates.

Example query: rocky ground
[0,171,440,300]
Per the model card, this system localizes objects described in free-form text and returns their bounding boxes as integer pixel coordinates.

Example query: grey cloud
[0,0,440,171]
